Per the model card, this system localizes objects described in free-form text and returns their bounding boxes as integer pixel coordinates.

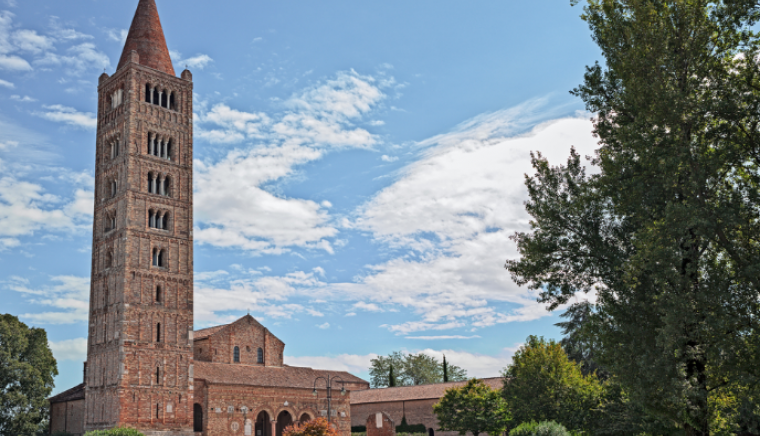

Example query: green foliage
[0,314,58,436]
[555,302,608,381]
[433,379,511,436]
[370,351,467,388]
[83,428,145,436]
[395,416,426,434]
[501,336,603,434]
[51,432,75,436]
[506,1,760,434]
[510,421,571,436]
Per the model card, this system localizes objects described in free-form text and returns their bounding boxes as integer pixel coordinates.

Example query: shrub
[510,421,539,436]
[84,428,145,436]
[283,417,338,436]
[51,432,75,436]
[510,421,570,436]
[396,416,427,434]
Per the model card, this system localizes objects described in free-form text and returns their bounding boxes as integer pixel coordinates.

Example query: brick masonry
[366,412,394,436]
[49,3,371,436]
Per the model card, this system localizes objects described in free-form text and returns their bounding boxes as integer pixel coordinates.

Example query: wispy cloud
[194,70,391,255]
[0,78,13,88]
[11,275,91,324]
[49,337,87,361]
[34,104,96,129]
[10,95,35,102]
[405,335,482,340]
[172,51,213,70]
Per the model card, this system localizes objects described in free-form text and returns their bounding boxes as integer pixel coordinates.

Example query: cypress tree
[389,363,396,387]
[443,355,449,382]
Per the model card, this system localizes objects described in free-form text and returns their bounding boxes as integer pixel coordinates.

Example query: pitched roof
[49,383,86,403]
[193,324,228,340]
[194,361,369,390]
[349,378,503,404]
[117,0,175,75]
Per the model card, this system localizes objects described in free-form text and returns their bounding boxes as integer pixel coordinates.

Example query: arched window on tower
[161,89,168,108]
[156,323,162,342]
[234,346,240,363]
[149,210,156,228]
[156,286,162,304]
[153,88,160,105]
[257,348,264,364]
[170,92,177,111]
[155,367,161,385]
[145,83,151,103]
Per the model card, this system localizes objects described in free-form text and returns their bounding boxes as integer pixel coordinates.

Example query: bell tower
[85,1,195,434]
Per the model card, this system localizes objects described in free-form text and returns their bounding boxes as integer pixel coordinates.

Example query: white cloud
[35,104,96,129]
[10,94,35,102]
[345,312,357,317]
[171,50,214,70]
[353,301,384,312]
[381,155,398,162]
[285,353,377,374]
[49,337,87,361]
[0,78,13,88]
[406,335,482,340]
[196,270,230,282]
[317,322,330,329]
[0,175,90,238]
[11,29,53,54]
[35,43,109,76]
[106,28,128,44]
[0,140,17,150]
[0,55,31,71]
[48,17,93,41]
[12,275,90,324]
[194,70,390,255]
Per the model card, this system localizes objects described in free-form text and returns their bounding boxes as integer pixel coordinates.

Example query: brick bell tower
[85,0,195,434]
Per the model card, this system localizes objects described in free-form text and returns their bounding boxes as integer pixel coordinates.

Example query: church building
[48,1,369,435]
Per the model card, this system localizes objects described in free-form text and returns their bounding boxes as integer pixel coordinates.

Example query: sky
[0,0,603,394]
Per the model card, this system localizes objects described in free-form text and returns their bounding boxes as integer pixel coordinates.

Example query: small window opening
[145,84,151,103]
[234,346,240,363]
[157,323,162,342]
[257,348,264,364]
[170,92,176,111]
[156,286,162,303]
[156,367,160,384]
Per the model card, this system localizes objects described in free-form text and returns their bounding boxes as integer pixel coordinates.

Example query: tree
[501,336,603,434]
[84,429,146,436]
[555,302,608,380]
[283,418,338,436]
[369,351,467,388]
[0,314,58,436]
[433,379,511,436]
[443,355,449,383]
[506,1,760,434]
[389,364,397,387]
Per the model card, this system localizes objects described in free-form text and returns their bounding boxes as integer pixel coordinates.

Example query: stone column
[271,420,277,436]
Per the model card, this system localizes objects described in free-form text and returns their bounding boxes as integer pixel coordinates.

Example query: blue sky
[0,0,603,393]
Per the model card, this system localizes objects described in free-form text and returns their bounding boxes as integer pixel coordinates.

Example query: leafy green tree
[555,302,608,381]
[389,363,396,387]
[84,429,145,436]
[369,351,467,387]
[501,336,603,433]
[0,314,58,436]
[506,1,760,434]
[433,379,511,436]
[510,421,570,436]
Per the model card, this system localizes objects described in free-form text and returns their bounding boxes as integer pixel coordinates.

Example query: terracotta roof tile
[49,383,86,403]
[194,324,228,340]
[117,0,175,75]
[349,378,503,404]
[194,361,369,390]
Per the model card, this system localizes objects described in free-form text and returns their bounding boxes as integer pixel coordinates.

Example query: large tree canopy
[506,1,760,435]
[0,314,58,436]
[369,351,467,388]
[433,379,511,436]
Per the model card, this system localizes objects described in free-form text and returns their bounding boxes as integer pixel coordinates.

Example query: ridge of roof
[117,0,175,75]
[350,377,503,404]
[194,361,369,390]
[49,383,86,403]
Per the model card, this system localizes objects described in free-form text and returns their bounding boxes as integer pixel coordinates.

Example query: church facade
[48,1,369,435]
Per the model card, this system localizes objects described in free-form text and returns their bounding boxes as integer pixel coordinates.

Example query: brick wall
[366,412,394,436]
[203,316,285,367]
[50,400,85,436]
[352,400,463,436]
[199,384,351,436]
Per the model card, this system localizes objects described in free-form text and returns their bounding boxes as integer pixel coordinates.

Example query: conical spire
[117,0,175,76]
